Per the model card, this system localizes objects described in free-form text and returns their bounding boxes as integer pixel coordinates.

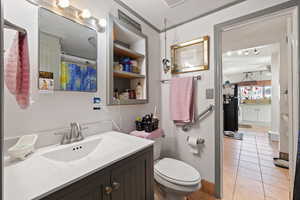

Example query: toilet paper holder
[186,136,205,144]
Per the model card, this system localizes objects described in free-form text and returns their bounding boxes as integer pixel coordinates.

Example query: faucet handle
[76,122,84,141]
[54,131,71,145]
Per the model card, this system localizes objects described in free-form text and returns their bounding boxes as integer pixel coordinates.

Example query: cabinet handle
[112,182,120,191]
[105,186,113,195]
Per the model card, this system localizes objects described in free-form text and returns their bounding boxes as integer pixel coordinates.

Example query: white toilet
[153,138,201,200]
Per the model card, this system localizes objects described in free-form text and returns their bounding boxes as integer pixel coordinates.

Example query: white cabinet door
[258,106,271,123]
[242,106,258,121]
[241,105,271,124]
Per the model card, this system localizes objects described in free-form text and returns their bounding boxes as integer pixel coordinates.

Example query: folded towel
[170,77,195,124]
[130,128,164,140]
[5,32,30,109]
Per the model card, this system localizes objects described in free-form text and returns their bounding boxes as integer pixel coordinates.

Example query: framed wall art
[171,36,209,74]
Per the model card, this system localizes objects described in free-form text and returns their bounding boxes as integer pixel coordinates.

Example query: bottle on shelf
[136,82,143,100]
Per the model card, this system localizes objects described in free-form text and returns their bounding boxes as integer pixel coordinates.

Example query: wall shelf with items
[107,15,148,105]
[114,43,145,59]
[113,71,146,79]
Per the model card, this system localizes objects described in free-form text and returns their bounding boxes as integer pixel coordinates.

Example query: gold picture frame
[171,36,209,74]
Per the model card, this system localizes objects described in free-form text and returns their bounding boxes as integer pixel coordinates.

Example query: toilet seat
[154,158,201,186]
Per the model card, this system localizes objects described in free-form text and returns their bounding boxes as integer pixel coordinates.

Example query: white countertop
[4,131,154,200]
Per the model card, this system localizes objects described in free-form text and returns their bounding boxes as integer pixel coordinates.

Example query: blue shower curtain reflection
[61,62,97,92]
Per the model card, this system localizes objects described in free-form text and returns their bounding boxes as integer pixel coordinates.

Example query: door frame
[214,0,300,198]
[0,0,3,199]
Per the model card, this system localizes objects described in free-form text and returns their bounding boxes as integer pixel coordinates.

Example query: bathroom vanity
[4,132,154,200]
[43,146,153,200]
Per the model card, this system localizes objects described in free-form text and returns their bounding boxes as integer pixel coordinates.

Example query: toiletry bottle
[136,82,143,100]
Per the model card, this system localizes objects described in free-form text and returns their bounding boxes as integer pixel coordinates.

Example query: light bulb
[226,51,232,56]
[80,9,91,19]
[57,0,70,8]
[244,50,250,56]
[254,48,260,55]
[98,18,107,28]
[238,50,243,55]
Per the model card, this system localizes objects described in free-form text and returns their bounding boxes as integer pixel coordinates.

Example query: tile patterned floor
[154,127,290,200]
[223,128,290,200]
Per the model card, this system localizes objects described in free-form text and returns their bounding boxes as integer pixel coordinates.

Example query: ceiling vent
[162,0,186,8]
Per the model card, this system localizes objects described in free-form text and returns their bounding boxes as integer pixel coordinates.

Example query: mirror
[38,8,98,92]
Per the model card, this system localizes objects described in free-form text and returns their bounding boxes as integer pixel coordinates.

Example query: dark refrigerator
[223,84,238,132]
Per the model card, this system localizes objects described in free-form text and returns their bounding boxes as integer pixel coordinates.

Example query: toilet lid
[154,158,201,186]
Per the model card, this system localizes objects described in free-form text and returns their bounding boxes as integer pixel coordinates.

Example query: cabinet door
[258,106,271,123]
[110,149,154,200]
[42,170,110,200]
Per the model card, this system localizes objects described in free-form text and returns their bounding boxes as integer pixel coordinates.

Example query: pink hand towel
[5,32,30,109]
[170,77,195,124]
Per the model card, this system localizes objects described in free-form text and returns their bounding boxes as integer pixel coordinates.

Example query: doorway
[222,41,288,200]
[214,2,299,200]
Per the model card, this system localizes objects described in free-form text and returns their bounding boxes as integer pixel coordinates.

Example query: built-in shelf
[113,71,145,79]
[108,15,148,105]
[114,43,145,59]
[113,99,148,105]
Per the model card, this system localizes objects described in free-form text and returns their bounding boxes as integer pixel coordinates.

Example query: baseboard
[201,179,215,196]
[186,180,216,200]
[155,179,216,200]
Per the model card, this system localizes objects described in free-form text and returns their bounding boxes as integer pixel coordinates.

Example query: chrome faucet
[70,122,84,142]
[56,122,85,145]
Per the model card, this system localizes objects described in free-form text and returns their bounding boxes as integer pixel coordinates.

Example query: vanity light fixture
[98,18,107,28]
[254,48,260,55]
[80,9,92,19]
[244,50,250,56]
[226,51,232,56]
[57,0,70,8]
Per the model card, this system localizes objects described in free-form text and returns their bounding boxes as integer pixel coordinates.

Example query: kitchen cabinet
[239,104,271,125]
[42,147,154,200]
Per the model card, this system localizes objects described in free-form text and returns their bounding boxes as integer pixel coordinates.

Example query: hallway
[223,129,289,200]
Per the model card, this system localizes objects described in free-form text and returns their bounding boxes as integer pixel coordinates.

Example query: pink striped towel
[5,32,30,109]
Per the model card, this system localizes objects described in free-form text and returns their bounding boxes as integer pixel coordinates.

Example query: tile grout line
[255,134,267,200]
[231,139,243,200]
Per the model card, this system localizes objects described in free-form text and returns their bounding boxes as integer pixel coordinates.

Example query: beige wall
[160,0,290,183]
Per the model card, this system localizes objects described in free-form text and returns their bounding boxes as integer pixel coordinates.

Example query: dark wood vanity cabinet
[42,146,154,200]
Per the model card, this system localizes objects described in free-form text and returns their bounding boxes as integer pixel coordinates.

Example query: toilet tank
[153,137,163,160]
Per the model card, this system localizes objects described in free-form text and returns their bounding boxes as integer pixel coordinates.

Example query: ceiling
[222,15,287,52]
[222,45,274,75]
[116,0,245,31]
[222,14,288,75]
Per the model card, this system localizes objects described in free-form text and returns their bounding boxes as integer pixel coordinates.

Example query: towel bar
[4,19,27,34]
[160,75,201,83]
[182,104,214,132]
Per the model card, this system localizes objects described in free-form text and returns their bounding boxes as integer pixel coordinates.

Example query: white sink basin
[42,138,102,162]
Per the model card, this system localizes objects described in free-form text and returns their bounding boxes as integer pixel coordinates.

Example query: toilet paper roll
[282,114,289,122]
[187,136,199,154]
